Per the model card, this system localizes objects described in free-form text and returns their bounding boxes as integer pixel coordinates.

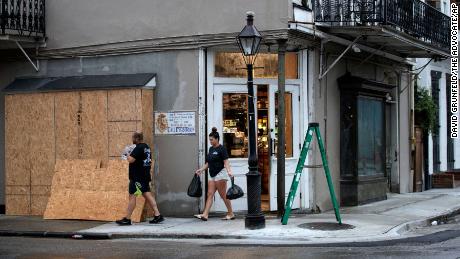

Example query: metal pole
[245,63,266,229]
[1,0,7,35]
[277,39,287,217]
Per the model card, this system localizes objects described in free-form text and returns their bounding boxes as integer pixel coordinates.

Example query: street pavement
[2,224,460,259]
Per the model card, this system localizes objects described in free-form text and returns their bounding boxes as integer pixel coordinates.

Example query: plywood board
[55,92,80,160]
[31,185,51,196]
[136,89,143,121]
[5,94,31,186]
[29,93,55,186]
[44,159,146,222]
[54,159,100,172]
[80,91,108,161]
[108,122,137,157]
[6,87,155,217]
[5,94,45,215]
[6,195,30,215]
[31,195,49,215]
[107,89,137,121]
[141,89,154,147]
[5,186,29,195]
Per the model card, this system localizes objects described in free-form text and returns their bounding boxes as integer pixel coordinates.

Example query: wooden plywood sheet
[54,159,100,172]
[31,195,49,215]
[55,92,80,160]
[31,185,51,196]
[136,89,143,121]
[5,186,29,195]
[44,159,146,222]
[141,89,154,147]
[5,93,54,215]
[107,89,137,121]
[29,93,55,186]
[80,91,108,161]
[6,195,30,215]
[108,122,137,157]
[5,94,31,186]
[6,88,153,217]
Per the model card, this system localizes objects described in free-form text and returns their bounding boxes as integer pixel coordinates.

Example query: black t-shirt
[206,145,229,177]
[129,143,152,182]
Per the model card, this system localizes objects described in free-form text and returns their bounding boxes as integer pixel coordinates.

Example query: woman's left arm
[224,159,233,178]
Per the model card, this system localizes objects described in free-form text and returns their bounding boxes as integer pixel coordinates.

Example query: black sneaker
[149,215,164,224]
[115,217,132,225]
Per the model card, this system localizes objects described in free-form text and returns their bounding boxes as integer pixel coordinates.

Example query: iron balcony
[314,0,450,57]
[0,0,45,39]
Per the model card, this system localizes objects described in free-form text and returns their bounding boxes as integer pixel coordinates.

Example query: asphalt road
[1,220,460,259]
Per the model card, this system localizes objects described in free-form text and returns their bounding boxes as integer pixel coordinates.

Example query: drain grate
[298,222,355,231]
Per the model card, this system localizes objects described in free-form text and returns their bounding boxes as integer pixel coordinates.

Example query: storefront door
[211,83,301,212]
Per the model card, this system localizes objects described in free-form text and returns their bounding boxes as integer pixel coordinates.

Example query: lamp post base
[245,170,265,230]
[245,214,266,230]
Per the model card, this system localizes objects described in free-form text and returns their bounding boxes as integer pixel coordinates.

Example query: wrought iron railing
[0,0,45,37]
[314,0,450,51]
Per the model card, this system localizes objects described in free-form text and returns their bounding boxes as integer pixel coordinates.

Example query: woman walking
[194,127,235,221]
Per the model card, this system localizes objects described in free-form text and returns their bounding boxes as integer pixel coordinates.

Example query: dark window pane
[357,97,385,176]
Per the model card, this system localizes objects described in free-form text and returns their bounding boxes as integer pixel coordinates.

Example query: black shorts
[128,181,151,195]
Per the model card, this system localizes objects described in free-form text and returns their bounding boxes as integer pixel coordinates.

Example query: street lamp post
[236,11,265,230]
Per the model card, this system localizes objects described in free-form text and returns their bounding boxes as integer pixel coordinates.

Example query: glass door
[212,85,251,212]
[268,85,301,211]
[211,84,302,212]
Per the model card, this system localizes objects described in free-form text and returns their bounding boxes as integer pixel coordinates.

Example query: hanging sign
[154,111,196,135]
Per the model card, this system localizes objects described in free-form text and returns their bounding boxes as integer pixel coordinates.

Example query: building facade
[415,0,459,190]
[0,0,450,216]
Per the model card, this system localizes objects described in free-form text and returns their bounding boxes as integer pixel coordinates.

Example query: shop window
[274,93,293,158]
[215,52,298,79]
[357,97,385,176]
[222,93,249,158]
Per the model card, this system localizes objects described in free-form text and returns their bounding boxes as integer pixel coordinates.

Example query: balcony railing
[314,0,450,51]
[0,0,45,38]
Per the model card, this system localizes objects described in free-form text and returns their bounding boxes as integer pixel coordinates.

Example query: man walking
[116,132,164,225]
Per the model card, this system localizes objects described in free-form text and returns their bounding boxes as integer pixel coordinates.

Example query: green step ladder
[281,122,342,225]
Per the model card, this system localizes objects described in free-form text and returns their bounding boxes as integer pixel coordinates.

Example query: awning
[3,73,156,93]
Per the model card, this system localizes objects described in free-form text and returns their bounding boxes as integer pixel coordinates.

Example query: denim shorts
[208,169,229,182]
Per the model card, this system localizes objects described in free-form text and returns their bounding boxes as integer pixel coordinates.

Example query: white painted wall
[416,58,456,172]
[418,0,458,173]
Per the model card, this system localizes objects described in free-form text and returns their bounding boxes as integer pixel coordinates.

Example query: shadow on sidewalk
[0,215,105,232]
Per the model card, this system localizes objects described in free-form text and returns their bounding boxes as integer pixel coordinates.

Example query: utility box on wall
[338,74,395,206]
[4,74,155,215]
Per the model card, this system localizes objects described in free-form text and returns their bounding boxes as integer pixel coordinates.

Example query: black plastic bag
[226,177,244,200]
[187,174,202,197]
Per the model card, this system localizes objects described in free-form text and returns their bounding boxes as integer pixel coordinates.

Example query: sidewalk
[1,188,460,244]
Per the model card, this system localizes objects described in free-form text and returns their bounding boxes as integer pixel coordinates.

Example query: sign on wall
[154,111,196,135]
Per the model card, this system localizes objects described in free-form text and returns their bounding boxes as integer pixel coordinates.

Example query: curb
[388,205,460,235]
[109,233,247,240]
[0,230,111,240]
[0,229,244,240]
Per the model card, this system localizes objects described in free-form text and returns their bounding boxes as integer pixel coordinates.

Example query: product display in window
[223,93,249,158]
